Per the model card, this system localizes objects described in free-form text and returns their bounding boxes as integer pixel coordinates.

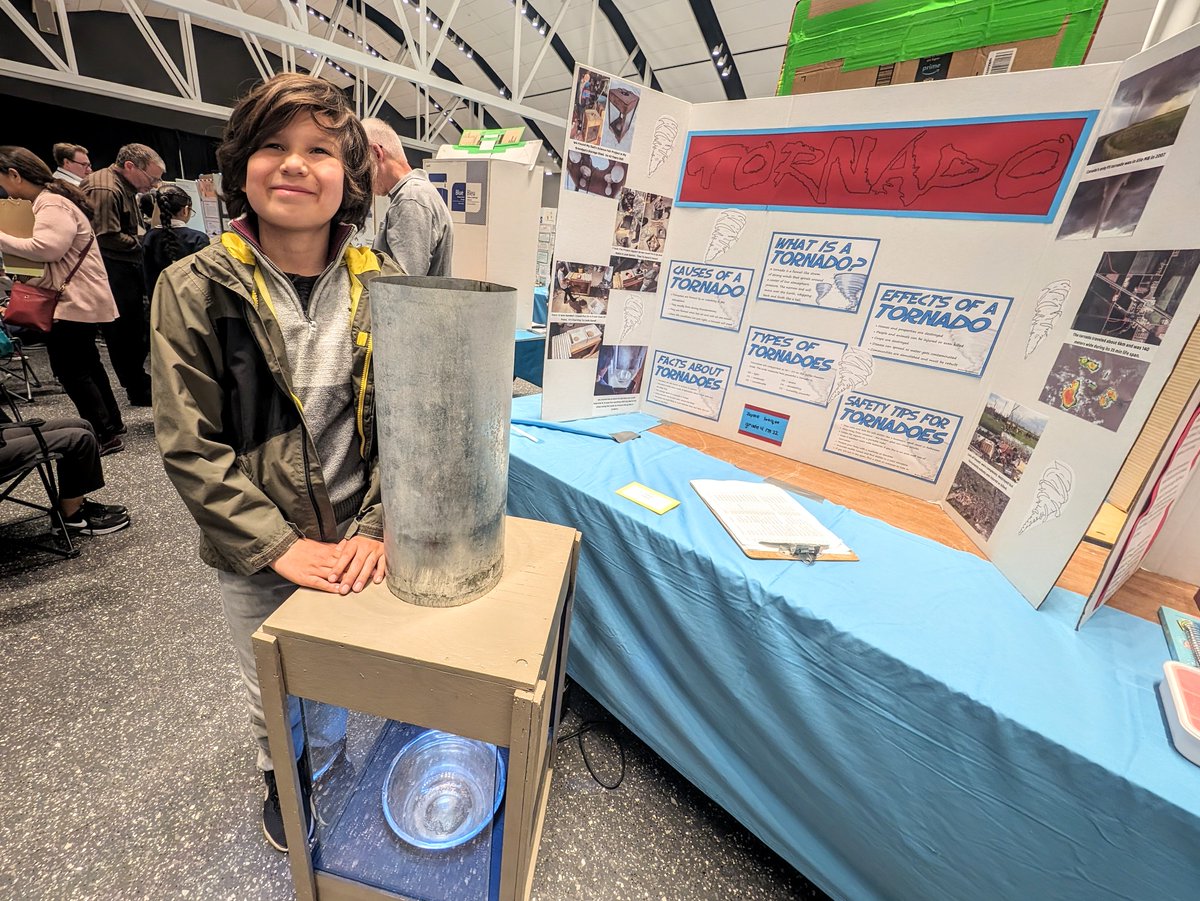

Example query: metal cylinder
[371,276,517,606]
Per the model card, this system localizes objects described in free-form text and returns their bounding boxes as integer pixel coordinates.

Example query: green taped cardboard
[778,0,1107,95]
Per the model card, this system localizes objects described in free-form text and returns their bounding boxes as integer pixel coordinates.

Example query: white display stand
[543,25,1200,618]
[425,153,544,329]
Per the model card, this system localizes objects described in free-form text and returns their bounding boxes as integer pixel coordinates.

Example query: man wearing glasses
[83,143,165,407]
[51,143,93,186]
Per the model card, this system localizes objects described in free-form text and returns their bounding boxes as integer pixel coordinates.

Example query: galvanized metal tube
[371,276,517,606]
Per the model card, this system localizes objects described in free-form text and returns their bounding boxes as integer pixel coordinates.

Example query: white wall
[1086,0,1160,62]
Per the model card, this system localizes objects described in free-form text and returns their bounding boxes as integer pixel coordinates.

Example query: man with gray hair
[84,143,165,406]
[362,118,454,277]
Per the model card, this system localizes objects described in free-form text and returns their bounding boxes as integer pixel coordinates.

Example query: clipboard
[0,199,45,277]
[690,479,858,563]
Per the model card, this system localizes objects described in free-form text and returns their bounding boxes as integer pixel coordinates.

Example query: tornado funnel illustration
[832,273,867,310]
[813,282,833,305]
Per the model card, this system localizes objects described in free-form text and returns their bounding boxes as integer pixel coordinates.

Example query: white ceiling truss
[1,1,804,169]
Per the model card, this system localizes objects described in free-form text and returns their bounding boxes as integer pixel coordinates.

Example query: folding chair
[0,319,43,403]
[0,382,79,559]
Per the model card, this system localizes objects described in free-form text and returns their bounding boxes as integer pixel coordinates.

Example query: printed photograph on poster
[823,392,962,483]
[551,260,612,315]
[1087,44,1200,167]
[1072,249,1200,346]
[1056,167,1162,240]
[968,394,1048,486]
[548,322,605,360]
[602,83,641,153]
[947,461,1010,540]
[569,68,610,146]
[859,283,1012,377]
[735,327,847,408]
[646,351,730,419]
[1037,342,1150,431]
[564,151,629,198]
[758,232,879,312]
[610,256,661,292]
[614,188,672,255]
[595,345,649,396]
[660,260,753,331]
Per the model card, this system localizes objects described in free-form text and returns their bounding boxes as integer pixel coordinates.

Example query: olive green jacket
[150,227,400,575]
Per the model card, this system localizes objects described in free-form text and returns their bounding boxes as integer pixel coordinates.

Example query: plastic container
[1159,661,1200,766]
[382,729,507,850]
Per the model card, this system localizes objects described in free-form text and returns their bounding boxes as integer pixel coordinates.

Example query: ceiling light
[711,43,722,57]
[717,54,727,67]
[539,24,547,34]
[721,65,731,78]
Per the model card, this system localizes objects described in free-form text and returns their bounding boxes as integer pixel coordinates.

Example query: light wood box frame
[252,517,581,901]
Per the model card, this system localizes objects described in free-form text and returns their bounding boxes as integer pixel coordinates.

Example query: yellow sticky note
[616,482,679,515]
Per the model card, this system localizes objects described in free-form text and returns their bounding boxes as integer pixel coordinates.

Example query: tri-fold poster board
[543,25,1200,623]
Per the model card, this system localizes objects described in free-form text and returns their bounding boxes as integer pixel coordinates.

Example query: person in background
[0,395,130,535]
[0,146,126,454]
[141,185,209,298]
[151,73,402,853]
[84,143,165,407]
[361,117,453,276]
[51,143,92,186]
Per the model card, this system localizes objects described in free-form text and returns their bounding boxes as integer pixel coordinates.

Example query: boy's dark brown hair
[216,73,371,228]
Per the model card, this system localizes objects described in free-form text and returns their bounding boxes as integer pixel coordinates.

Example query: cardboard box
[789,25,1067,95]
[0,199,44,277]
[779,0,1106,97]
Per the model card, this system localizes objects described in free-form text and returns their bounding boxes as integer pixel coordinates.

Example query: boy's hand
[270,538,347,593]
[328,536,387,594]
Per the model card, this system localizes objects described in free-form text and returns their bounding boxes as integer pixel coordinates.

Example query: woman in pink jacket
[0,146,125,453]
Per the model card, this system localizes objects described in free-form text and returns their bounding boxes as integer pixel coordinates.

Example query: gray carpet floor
[0,346,827,900]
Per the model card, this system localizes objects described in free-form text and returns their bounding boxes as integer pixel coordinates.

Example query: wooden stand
[607,88,640,143]
[253,517,580,901]
[582,108,603,144]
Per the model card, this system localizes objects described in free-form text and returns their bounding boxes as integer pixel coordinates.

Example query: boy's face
[245,112,344,237]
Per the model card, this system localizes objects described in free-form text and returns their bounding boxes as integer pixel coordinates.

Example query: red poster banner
[677,115,1095,220]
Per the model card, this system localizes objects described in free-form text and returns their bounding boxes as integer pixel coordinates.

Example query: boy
[150,74,403,851]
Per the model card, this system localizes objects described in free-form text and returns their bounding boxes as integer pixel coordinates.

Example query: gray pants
[217,566,305,772]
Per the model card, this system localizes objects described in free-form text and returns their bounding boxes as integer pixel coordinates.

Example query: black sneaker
[262,765,315,853]
[81,498,127,517]
[98,436,124,457]
[56,505,130,536]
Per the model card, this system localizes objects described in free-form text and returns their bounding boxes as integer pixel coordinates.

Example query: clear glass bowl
[382,730,506,850]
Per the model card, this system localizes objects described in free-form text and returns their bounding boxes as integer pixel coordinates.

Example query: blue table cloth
[532,286,548,326]
[505,395,1200,901]
[513,329,545,387]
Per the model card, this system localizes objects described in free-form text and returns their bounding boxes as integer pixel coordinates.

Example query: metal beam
[389,0,421,74]
[519,0,572,103]
[0,0,69,72]
[309,0,349,78]
[122,0,195,98]
[152,0,565,126]
[179,13,201,99]
[426,0,461,69]
[226,0,277,82]
[0,56,232,119]
[52,0,77,73]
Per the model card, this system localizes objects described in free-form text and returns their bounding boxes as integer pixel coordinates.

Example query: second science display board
[544,27,1200,610]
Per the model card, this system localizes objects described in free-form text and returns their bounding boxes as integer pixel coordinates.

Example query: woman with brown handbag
[0,146,125,454]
